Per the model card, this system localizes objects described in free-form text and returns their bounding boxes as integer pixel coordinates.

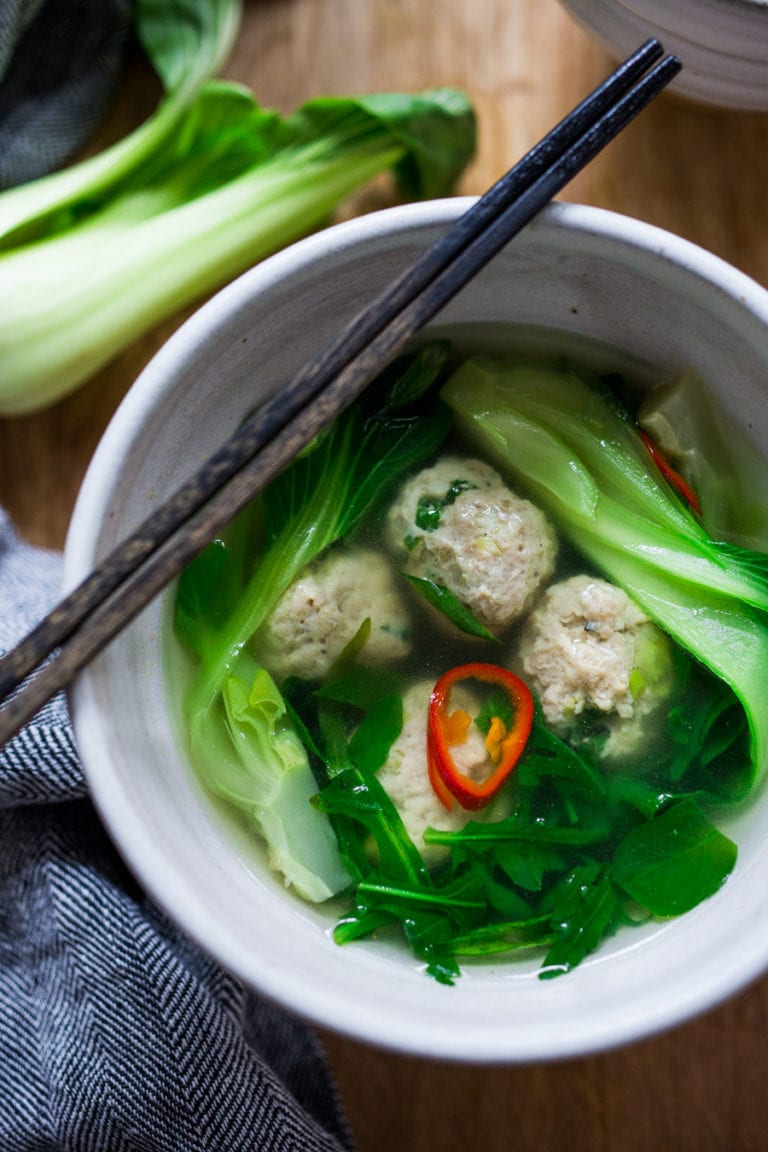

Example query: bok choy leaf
[175,527,352,901]
[441,357,768,789]
[175,347,452,899]
[186,346,453,716]
[0,0,475,412]
[209,653,352,902]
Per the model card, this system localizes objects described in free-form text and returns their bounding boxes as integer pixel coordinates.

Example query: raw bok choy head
[0,0,476,413]
[441,356,768,795]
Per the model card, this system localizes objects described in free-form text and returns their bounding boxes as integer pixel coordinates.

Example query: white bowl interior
[65,199,768,1061]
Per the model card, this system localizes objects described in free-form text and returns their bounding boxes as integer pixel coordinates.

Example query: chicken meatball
[386,456,557,632]
[377,680,477,866]
[377,679,514,866]
[519,574,675,762]
[257,547,410,682]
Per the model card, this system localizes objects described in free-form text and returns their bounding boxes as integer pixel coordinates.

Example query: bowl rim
[558,0,768,110]
[65,198,768,1062]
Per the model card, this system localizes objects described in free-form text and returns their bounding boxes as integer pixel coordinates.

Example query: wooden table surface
[3,1,768,1148]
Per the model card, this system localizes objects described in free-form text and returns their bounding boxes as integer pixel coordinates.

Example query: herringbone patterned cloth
[0,512,355,1151]
[0,0,133,188]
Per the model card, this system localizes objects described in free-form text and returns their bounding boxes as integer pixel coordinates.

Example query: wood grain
[3,2,768,1148]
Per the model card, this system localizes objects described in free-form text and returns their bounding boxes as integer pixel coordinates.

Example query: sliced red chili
[427,662,534,812]
[427,725,455,810]
[638,429,702,516]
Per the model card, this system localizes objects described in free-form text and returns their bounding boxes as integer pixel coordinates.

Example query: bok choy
[174,345,751,980]
[441,357,768,791]
[0,0,475,413]
[175,345,454,900]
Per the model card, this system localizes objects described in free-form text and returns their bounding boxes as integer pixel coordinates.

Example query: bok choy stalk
[0,0,475,414]
[441,357,768,790]
[175,346,453,900]
[175,529,352,901]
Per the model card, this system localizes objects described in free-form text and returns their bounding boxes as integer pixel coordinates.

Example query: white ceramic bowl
[558,0,768,110]
[65,199,768,1062]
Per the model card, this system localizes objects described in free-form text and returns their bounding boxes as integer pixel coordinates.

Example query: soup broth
[170,330,768,982]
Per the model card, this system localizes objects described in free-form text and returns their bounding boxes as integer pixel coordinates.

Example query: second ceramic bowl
[559,0,768,110]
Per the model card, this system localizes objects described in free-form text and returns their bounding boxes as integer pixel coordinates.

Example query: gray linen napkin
[0,511,355,1150]
[0,0,134,188]
[0,5,357,1143]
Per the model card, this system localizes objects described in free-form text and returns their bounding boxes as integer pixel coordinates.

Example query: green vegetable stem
[174,346,453,900]
[441,357,768,792]
[0,0,476,413]
[174,347,753,980]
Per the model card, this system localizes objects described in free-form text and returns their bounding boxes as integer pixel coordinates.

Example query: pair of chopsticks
[0,40,680,750]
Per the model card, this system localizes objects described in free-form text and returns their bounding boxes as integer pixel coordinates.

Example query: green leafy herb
[313,769,429,888]
[666,663,749,787]
[452,920,554,957]
[481,872,534,919]
[425,817,612,850]
[324,618,373,681]
[348,695,404,776]
[175,348,756,983]
[355,880,485,911]
[540,864,620,978]
[494,841,566,893]
[404,574,498,641]
[414,497,444,532]
[378,341,452,414]
[413,477,474,532]
[517,705,608,805]
[611,799,737,916]
[316,700,354,779]
[316,665,403,711]
[475,686,514,735]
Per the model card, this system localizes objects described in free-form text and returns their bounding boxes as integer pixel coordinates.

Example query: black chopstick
[0,38,664,706]
[0,44,680,748]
